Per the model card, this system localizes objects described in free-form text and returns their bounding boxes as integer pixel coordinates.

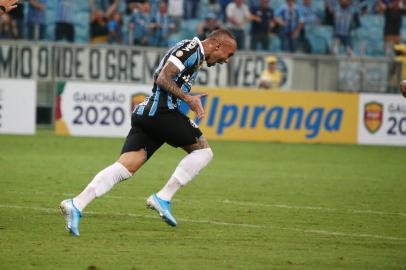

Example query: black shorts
[121,110,202,159]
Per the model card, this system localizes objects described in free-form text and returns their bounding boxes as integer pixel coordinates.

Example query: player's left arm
[156,61,207,119]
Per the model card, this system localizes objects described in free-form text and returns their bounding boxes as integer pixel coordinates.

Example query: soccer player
[0,0,17,16]
[60,29,237,236]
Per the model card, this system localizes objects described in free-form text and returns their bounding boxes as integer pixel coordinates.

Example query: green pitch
[0,130,405,270]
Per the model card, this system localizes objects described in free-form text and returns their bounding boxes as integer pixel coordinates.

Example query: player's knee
[118,150,146,174]
[196,147,213,165]
[120,162,137,175]
[203,147,213,163]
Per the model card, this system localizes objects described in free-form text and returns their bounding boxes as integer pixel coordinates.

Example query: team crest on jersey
[364,102,383,134]
[176,50,183,57]
[189,119,199,128]
[182,74,191,82]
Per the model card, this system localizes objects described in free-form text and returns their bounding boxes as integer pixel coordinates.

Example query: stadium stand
[0,0,405,56]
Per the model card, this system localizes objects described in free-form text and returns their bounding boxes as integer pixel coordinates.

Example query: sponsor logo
[182,74,191,82]
[364,102,383,134]
[73,91,126,104]
[184,95,347,139]
[189,119,199,129]
[176,51,183,58]
[183,40,197,52]
[131,93,148,112]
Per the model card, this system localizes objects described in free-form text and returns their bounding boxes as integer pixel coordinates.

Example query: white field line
[0,204,405,242]
[5,190,406,218]
[220,199,406,218]
[63,193,406,218]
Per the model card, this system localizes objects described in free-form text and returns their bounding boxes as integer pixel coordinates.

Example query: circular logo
[189,119,199,128]
[176,51,183,58]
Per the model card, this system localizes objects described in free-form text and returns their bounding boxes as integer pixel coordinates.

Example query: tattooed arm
[156,61,207,119]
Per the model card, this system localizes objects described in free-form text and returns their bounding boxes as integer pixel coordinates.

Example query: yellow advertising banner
[190,87,359,144]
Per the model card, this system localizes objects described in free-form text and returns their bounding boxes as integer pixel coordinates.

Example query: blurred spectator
[275,0,304,53]
[55,0,75,42]
[219,0,232,21]
[376,0,406,55]
[27,0,47,41]
[394,43,406,81]
[150,0,160,16]
[151,0,175,47]
[198,12,221,40]
[90,10,108,44]
[226,0,261,50]
[108,10,123,44]
[356,0,368,14]
[250,0,274,51]
[298,0,321,52]
[8,2,23,38]
[323,0,335,26]
[331,0,356,55]
[0,0,17,16]
[184,0,200,19]
[299,0,320,25]
[90,0,110,11]
[258,56,282,89]
[129,1,153,46]
[126,0,141,14]
[208,0,221,14]
[168,0,184,31]
[89,0,120,16]
[0,13,18,38]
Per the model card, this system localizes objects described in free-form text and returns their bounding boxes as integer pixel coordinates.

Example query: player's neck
[201,40,211,61]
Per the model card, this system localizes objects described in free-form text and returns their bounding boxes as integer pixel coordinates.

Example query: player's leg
[60,149,145,236]
[71,150,146,213]
[147,136,213,226]
[146,112,213,226]
[156,135,213,202]
[60,117,162,236]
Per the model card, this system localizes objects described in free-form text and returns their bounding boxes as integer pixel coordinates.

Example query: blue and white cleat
[60,199,82,236]
[146,194,177,227]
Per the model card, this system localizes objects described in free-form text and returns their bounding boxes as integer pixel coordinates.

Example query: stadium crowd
[0,0,405,56]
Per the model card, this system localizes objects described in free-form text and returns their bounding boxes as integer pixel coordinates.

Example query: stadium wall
[52,82,406,146]
[0,41,400,92]
[0,42,404,145]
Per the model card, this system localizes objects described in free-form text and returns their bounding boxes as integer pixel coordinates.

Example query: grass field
[0,130,405,270]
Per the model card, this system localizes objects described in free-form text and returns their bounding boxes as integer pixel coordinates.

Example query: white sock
[157,148,213,201]
[73,162,132,211]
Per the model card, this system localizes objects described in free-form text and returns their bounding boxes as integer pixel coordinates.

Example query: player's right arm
[156,61,207,119]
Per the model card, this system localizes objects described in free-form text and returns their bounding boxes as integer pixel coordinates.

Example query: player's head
[203,29,237,67]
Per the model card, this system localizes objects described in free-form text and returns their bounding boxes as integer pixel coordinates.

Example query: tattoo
[181,136,210,153]
[197,136,210,149]
[156,61,187,101]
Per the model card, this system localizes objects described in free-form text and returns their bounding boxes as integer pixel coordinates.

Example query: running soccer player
[60,29,237,236]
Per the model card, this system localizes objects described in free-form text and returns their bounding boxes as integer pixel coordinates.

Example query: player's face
[207,39,236,67]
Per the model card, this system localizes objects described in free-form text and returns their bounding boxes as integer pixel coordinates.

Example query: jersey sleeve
[167,39,199,72]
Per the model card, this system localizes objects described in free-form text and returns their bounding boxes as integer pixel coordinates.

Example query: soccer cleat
[146,193,177,227]
[60,199,82,236]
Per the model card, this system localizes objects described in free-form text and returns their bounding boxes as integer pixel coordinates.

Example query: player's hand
[184,93,208,120]
[0,0,18,13]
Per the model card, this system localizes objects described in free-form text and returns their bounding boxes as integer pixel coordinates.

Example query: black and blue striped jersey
[134,37,205,116]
